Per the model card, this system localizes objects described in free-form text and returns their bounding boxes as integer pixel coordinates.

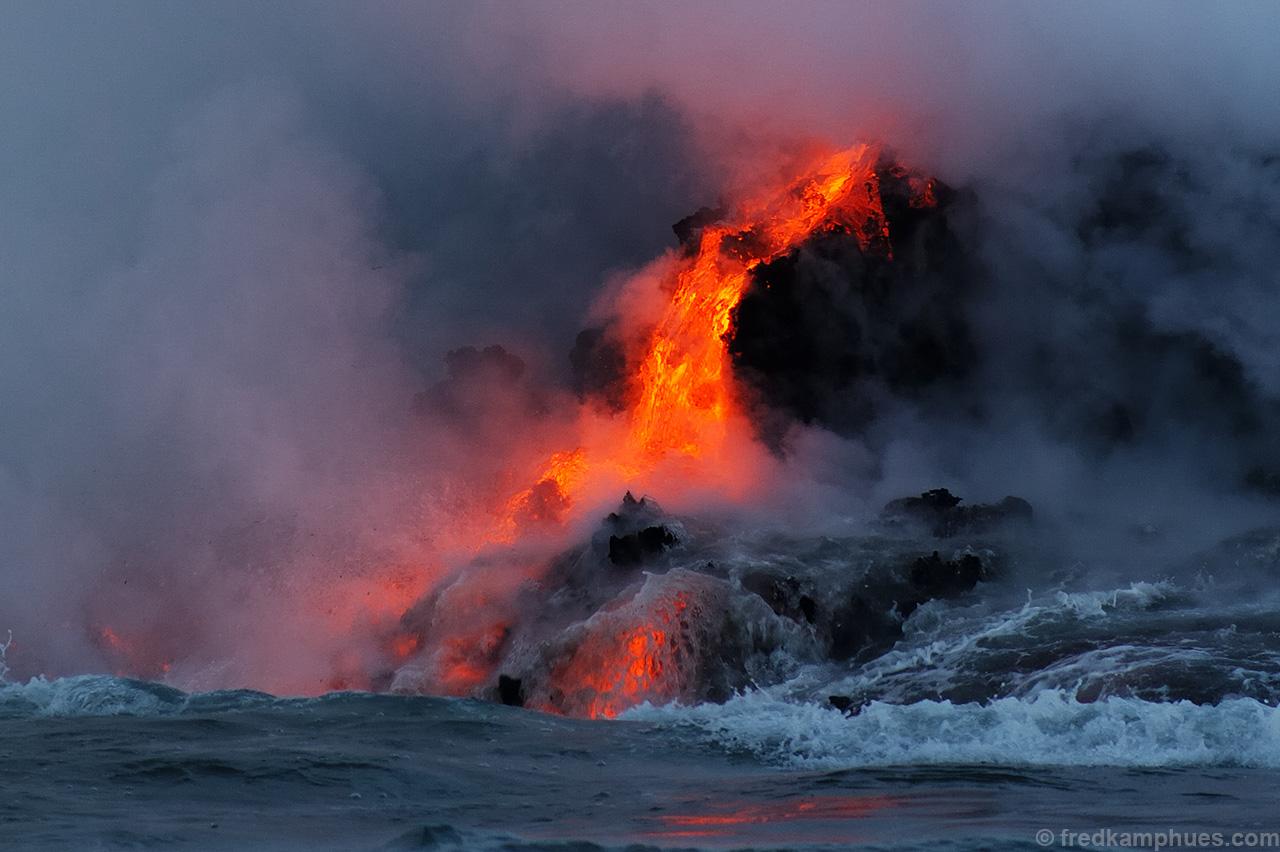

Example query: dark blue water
[8,520,1280,850]
[3,679,1279,851]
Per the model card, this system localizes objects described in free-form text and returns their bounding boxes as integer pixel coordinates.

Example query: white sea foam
[624,689,1280,769]
[1050,580,1176,617]
[801,581,1184,704]
[0,674,185,717]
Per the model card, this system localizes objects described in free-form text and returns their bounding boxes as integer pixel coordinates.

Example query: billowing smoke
[2,3,1278,702]
[0,3,713,688]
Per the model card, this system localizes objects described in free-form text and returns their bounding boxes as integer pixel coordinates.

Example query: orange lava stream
[499,144,889,534]
[88,144,908,708]
[540,591,691,719]
[464,144,898,716]
[629,145,886,461]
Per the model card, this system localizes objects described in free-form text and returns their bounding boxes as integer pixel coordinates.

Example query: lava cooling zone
[379,144,980,717]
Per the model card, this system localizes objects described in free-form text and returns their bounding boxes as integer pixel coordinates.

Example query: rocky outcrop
[880,488,1032,538]
[421,488,1030,716]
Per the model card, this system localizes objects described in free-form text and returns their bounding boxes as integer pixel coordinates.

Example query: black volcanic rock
[907,551,983,600]
[885,487,962,515]
[569,326,629,411]
[672,205,725,252]
[741,572,817,624]
[451,490,1018,717]
[598,492,680,568]
[823,548,989,660]
[605,491,665,531]
[416,344,531,420]
[608,525,678,567]
[497,674,525,707]
[881,489,1032,538]
[828,695,870,716]
[724,170,976,445]
[829,594,903,661]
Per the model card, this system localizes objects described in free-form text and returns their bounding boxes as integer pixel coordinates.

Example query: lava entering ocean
[384,142,943,717]
[89,142,943,714]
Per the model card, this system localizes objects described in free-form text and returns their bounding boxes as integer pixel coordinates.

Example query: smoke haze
[3,2,1278,690]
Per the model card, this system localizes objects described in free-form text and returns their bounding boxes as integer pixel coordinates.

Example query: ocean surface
[7,566,1280,851]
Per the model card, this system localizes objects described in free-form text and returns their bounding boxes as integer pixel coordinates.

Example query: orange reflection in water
[644,794,900,842]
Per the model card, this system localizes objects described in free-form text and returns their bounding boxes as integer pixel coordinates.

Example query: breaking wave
[0,674,290,718]
[626,690,1280,769]
[623,576,1280,770]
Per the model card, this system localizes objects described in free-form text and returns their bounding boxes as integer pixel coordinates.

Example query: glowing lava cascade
[397,142,939,716]
[507,143,906,526]
[82,143,937,712]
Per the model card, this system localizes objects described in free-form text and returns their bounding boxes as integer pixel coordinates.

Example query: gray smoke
[2,2,1277,689]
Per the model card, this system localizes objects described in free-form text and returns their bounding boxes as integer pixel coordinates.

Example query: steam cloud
[2,2,1278,691]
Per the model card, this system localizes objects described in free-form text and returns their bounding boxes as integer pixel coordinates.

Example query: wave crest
[624,689,1280,769]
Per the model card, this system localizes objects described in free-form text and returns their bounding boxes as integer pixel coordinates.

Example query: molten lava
[539,590,691,719]
[500,144,896,527]
[446,142,937,717]
[71,143,936,712]
[629,145,889,460]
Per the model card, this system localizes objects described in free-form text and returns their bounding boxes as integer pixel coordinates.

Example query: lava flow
[536,590,693,720]
[439,143,934,717]
[499,143,898,536]
[92,143,931,709]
